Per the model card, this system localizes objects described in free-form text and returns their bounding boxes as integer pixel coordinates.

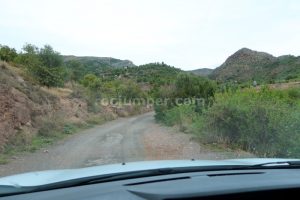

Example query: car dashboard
[1,169,300,200]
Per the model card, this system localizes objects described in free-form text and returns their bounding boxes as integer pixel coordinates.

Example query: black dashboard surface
[2,169,300,200]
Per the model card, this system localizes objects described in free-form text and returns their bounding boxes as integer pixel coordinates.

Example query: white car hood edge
[0,158,299,187]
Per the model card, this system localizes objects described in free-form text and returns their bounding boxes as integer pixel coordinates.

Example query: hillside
[125,63,182,84]
[0,62,59,152]
[63,55,136,78]
[210,48,300,83]
[85,62,183,85]
[188,68,213,76]
[63,55,135,68]
[0,60,151,158]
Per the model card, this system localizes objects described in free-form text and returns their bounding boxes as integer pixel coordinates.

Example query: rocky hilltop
[210,48,300,82]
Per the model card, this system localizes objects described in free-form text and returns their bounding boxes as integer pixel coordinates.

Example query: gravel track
[0,112,253,177]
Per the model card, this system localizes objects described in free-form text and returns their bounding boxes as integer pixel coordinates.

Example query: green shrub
[154,74,216,120]
[286,88,300,100]
[204,88,300,157]
[156,104,202,133]
[86,116,106,125]
[29,65,65,87]
[156,86,300,157]
[37,116,64,137]
[118,80,147,100]
[38,121,60,137]
[63,124,77,134]
[16,44,65,87]
[0,45,17,62]
[285,74,298,81]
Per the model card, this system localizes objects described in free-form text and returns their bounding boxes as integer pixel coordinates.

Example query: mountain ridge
[197,48,300,83]
[63,55,136,68]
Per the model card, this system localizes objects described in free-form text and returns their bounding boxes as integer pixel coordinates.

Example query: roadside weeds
[0,117,109,165]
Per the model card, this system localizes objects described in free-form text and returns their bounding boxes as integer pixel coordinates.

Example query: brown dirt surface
[0,112,254,177]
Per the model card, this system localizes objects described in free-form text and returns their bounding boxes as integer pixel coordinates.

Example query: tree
[81,74,102,91]
[0,45,17,62]
[22,43,39,54]
[175,73,216,100]
[15,44,41,68]
[31,66,65,87]
[81,74,102,112]
[39,45,63,68]
[118,80,146,100]
[15,43,65,87]
[65,60,86,81]
[162,73,216,112]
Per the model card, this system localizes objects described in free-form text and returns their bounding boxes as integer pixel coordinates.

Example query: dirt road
[0,112,252,177]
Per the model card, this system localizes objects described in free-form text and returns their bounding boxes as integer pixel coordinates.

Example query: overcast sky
[1,0,300,70]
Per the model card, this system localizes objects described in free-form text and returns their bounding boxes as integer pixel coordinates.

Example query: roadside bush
[30,65,65,87]
[155,74,216,120]
[154,84,176,121]
[86,116,106,125]
[204,88,300,157]
[118,80,147,100]
[286,88,300,100]
[154,104,169,122]
[3,130,33,152]
[174,73,216,109]
[157,104,202,133]
[37,115,64,137]
[63,124,77,134]
[156,86,300,157]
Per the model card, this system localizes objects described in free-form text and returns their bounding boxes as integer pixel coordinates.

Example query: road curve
[0,112,252,177]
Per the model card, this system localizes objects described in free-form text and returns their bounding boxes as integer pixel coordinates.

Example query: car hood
[0,158,299,187]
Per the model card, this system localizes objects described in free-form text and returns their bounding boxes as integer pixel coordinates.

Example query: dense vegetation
[63,57,132,80]
[3,44,66,87]
[205,87,300,157]
[157,86,300,157]
[154,73,216,121]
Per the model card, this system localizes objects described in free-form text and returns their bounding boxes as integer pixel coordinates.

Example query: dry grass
[268,81,300,89]
[0,61,8,69]
[6,63,21,73]
[255,81,300,91]
[41,87,73,98]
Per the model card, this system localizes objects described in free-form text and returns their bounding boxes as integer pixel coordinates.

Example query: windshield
[0,0,300,180]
